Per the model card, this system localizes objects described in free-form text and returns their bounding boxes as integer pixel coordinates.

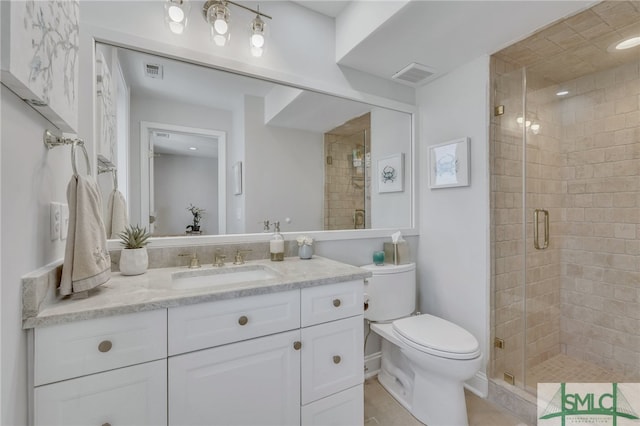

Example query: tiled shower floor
[525,354,632,393]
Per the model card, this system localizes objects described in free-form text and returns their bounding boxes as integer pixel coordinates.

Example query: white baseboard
[364,352,381,380]
[465,371,488,398]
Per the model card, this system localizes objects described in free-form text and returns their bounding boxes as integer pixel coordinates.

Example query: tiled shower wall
[558,59,640,379]
[324,115,371,230]
[491,57,640,384]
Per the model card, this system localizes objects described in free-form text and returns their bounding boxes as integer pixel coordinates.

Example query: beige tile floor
[364,378,528,426]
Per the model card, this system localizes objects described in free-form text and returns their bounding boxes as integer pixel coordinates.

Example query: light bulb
[251,46,263,57]
[214,18,228,34]
[516,117,524,125]
[167,5,185,22]
[251,33,264,48]
[530,123,540,134]
[169,21,185,34]
[213,34,228,46]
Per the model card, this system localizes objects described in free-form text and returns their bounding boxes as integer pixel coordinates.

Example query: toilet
[362,263,482,426]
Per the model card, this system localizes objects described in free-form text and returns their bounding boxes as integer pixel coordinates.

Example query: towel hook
[44,130,91,177]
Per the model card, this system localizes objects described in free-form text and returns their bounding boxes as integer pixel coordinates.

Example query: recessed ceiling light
[615,36,640,50]
[189,147,197,151]
[556,90,569,96]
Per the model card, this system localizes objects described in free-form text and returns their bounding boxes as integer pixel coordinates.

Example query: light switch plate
[50,202,61,241]
[60,203,69,240]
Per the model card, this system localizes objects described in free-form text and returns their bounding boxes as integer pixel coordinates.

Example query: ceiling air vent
[144,63,163,79]
[154,132,170,138]
[392,62,436,87]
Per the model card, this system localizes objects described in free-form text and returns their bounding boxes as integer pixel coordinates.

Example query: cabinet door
[34,359,167,426]
[302,385,363,426]
[169,330,300,426]
[301,315,364,404]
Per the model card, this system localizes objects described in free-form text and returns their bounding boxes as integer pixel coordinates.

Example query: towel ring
[71,141,91,177]
[43,130,91,177]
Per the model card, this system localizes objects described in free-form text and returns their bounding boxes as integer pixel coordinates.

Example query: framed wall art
[429,138,470,189]
[377,153,404,193]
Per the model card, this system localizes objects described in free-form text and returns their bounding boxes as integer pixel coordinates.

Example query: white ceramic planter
[119,247,148,276]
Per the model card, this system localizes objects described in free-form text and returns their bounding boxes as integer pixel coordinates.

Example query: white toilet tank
[361,263,416,322]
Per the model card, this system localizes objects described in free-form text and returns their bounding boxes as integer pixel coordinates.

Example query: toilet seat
[392,314,480,360]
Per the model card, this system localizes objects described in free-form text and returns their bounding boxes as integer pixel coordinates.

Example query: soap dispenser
[270,221,284,261]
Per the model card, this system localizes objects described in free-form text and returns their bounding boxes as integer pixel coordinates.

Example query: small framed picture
[377,153,404,193]
[429,138,470,189]
[233,161,242,195]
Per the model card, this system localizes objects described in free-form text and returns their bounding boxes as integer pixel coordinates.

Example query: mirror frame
[78,24,418,250]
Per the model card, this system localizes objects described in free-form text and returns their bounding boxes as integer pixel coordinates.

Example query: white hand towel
[60,175,111,296]
[105,189,129,239]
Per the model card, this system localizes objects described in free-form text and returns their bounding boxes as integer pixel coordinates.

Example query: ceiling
[494,0,640,89]
[296,0,599,86]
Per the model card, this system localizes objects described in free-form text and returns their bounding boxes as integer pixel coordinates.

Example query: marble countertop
[23,256,371,329]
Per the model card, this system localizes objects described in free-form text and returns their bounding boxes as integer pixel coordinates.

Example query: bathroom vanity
[23,257,369,426]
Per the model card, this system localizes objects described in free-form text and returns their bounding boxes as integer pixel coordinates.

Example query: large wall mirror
[95,42,414,240]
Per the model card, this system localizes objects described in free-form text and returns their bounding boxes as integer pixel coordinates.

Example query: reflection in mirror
[94,43,413,239]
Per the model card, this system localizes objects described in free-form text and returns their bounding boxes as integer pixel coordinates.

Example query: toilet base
[372,323,480,426]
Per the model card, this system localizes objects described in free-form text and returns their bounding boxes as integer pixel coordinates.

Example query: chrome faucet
[233,249,252,265]
[214,249,226,267]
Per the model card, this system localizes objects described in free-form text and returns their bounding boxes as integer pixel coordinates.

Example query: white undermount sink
[171,264,281,290]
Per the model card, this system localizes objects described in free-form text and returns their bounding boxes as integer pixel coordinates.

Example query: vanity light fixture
[165,0,191,35]
[556,90,569,96]
[517,115,541,135]
[201,0,272,53]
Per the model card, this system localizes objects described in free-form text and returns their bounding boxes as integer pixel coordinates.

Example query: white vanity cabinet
[168,281,364,426]
[30,310,167,426]
[168,290,302,426]
[28,277,365,426]
[300,281,364,426]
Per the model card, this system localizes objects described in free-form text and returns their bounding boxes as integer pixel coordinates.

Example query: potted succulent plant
[118,224,151,275]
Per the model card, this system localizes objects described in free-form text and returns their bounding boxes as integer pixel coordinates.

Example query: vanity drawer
[301,315,364,404]
[34,310,167,386]
[301,384,363,426]
[168,289,300,355]
[301,280,363,327]
[34,359,167,426]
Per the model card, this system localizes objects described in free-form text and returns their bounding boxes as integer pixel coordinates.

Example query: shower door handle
[533,209,549,250]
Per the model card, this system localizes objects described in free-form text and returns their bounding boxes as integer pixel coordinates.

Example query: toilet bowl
[362,263,482,426]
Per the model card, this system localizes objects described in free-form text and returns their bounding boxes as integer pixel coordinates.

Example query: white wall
[129,93,233,230]
[370,107,413,229]
[417,55,491,394]
[154,154,218,236]
[79,1,414,106]
[244,95,324,233]
[1,87,72,424]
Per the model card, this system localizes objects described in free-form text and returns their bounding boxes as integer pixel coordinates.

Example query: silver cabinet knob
[333,299,341,307]
[333,355,341,364]
[98,340,112,353]
[238,315,248,326]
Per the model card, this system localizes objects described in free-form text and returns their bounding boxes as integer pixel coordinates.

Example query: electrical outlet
[60,203,69,240]
[50,202,61,241]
